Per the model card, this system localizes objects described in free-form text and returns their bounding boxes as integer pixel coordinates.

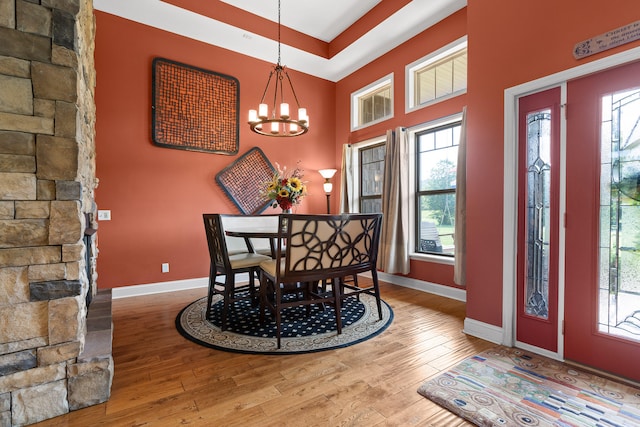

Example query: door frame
[502,46,640,360]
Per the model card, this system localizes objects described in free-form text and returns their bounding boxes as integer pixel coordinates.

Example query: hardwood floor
[34,280,495,426]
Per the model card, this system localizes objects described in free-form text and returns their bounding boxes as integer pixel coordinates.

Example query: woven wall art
[152,57,239,155]
[215,148,276,214]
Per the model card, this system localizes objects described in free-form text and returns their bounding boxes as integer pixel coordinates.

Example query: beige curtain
[454,107,467,285]
[377,127,410,274]
[339,144,355,213]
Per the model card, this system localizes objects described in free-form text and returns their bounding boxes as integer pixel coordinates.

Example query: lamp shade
[318,169,337,179]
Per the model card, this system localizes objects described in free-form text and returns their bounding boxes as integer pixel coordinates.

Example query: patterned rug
[418,347,640,427]
[175,292,393,354]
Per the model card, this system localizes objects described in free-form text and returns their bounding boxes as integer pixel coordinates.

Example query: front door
[564,60,640,381]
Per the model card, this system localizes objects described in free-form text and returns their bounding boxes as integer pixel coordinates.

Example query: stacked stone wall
[0,1,110,425]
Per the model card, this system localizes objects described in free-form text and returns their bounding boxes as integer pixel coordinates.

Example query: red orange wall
[334,1,640,328]
[334,10,468,289]
[95,1,640,331]
[94,12,336,288]
[464,0,640,326]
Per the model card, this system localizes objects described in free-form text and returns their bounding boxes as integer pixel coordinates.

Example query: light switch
[98,210,111,221]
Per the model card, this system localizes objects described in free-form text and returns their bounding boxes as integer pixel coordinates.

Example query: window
[351,74,393,130]
[415,122,460,256]
[406,38,467,112]
[359,143,385,213]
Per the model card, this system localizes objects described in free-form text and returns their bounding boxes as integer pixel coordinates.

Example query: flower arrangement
[264,162,307,211]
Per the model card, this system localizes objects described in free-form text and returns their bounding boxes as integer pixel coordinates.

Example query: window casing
[359,143,385,213]
[406,37,467,113]
[415,122,461,256]
[351,74,394,131]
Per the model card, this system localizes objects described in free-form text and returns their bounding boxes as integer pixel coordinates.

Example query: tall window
[406,38,467,112]
[351,74,393,130]
[360,143,385,213]
[415,122,460,255]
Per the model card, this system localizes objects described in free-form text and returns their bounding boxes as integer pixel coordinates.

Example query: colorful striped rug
[418,347,640,426]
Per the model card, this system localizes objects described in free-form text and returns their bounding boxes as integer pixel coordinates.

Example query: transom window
[351,74,393,130]
[406,38,467,112]
[415,122,460,256]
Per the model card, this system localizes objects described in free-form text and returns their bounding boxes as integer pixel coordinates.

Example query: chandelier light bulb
[258,103,268,119]
[280,103,289,119]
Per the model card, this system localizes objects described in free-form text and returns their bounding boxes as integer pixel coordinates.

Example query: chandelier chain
[277,0,281,66]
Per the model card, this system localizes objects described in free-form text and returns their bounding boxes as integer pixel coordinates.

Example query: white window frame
[351,73,394,131]
[405,36,467,113]
[408,112,463,265]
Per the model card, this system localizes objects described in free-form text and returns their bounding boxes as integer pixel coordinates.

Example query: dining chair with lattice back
[259,213,383,349]
[202,214,272,330]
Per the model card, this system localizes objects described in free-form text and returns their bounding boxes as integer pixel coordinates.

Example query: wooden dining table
[225,224,280,258]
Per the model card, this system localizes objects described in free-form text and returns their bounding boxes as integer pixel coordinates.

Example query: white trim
[502,46,640,352]
[375,271,466,301]
[557,84,568,360]
[111,276,212,299]
[94,0,466,82]
[350,73,394,131]
[463,318,503,345]
[409,253,454,265]
[405,36,468,113]
[515,340,563,361]
[111,271,466,303]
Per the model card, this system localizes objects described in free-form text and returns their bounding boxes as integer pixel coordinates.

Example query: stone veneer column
[0,1,112,426]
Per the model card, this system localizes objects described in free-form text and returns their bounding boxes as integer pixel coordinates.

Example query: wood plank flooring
[34,280,495,426]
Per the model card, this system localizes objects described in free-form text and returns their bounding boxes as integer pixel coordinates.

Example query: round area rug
[175,292,393,354]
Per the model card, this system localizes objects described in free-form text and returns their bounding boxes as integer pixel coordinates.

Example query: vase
[281,208,292,214]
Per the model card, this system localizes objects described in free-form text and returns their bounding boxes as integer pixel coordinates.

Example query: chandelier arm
[284,70,302,108]
[259,70,275,104]
[271,68,281,118]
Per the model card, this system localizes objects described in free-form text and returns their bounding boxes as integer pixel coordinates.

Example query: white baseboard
[111,276,212,299]
[375,271,466,302]
[463,317,504,345]
[111,272,464,302]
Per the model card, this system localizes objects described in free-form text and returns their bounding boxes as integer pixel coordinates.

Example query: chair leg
[371,270,383,321]
[333,277,343,335]
[259,273,268,324]
[206,265,215,321]
[220,275,235,331]
[275,285,283,349]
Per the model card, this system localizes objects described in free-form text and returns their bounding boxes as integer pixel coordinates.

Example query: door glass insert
[525,109,552,319]
[599,87,640,342]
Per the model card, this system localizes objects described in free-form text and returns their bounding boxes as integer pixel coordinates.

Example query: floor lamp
[318,169,337,214]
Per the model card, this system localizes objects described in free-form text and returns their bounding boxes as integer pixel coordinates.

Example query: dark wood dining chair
[202,214,271,330]
[259,213,383,348]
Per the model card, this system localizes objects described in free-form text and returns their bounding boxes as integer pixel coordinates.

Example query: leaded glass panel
[598,88,640,342]
[524,110,552,319]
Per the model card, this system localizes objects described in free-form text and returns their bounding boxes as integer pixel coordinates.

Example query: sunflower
[278,188,290,198]
[288,177,303,192]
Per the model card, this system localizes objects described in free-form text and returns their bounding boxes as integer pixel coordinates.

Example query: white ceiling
[93,0,465,82]
[219,0,383,42]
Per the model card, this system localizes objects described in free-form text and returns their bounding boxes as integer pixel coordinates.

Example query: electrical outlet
[97,210,111,221]
[161,263,169,273]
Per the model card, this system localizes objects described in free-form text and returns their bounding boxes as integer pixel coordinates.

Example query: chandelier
[248,0,309,137]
